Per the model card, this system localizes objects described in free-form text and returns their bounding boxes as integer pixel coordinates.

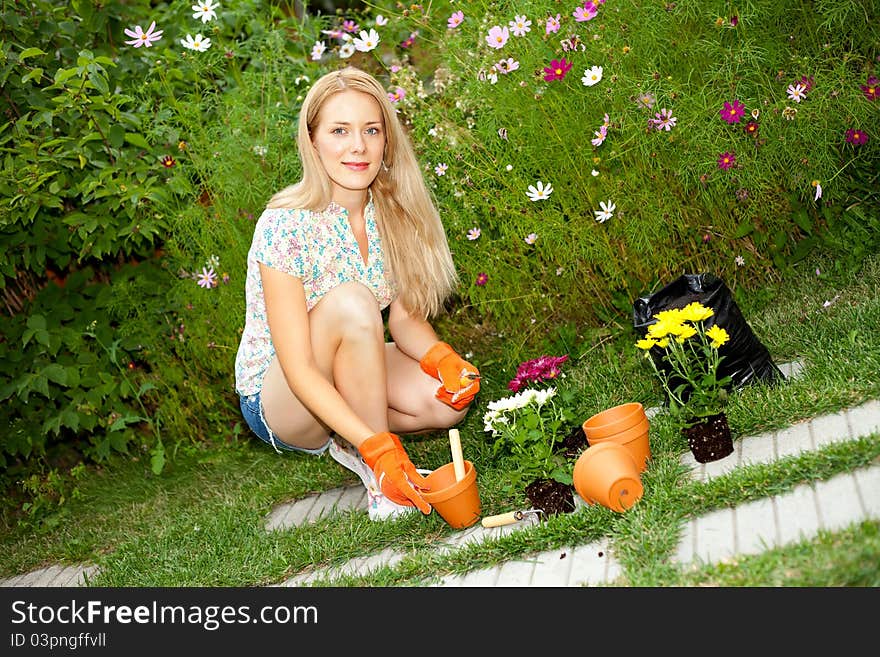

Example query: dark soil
[525,478,576,516]
[683,412,734,463]
[557,423,588,460]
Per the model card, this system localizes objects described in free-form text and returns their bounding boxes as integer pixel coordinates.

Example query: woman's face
[311,89,386,201]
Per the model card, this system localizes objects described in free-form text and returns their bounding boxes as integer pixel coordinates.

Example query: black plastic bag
[632,273,784,393]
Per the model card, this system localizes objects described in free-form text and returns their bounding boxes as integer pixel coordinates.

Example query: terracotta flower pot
[582,403,651,472]
[682,413,734,463]
[572,442,644,513]
[420,460,481,529]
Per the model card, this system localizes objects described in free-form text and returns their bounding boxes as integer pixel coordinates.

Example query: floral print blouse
[234,199,395,396]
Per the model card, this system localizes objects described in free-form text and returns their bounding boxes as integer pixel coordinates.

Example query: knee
[429,397,471,430]
[321,282,383,336]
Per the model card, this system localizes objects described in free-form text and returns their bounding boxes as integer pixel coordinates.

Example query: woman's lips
[343,162,370,171]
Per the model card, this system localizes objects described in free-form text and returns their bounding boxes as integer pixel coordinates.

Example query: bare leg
[260,281,471,450]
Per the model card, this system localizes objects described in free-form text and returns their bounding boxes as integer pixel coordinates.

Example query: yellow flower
[706,325,730,348]
[673,323,697,342]
[636,338,657,350]
[647,309,684,339]
[655,338,669,348]
[679,302,714,323]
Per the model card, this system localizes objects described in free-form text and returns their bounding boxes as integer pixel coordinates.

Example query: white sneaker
[328,437,417,522]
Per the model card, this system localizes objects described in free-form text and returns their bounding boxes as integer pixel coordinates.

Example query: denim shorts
[239,392,331,455]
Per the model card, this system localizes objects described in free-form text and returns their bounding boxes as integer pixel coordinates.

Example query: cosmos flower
[467,227,481,241]
[448,11,464,29]
[124,21,163,48]
[717,151,737,170]
[526,181,553,201]
[543,58,572,82]
[594,200,615,223]
[353,28,380,52]
[181,34,211,51]
[719,99,746,124]
[191,1,219,23]
[581,65,603,87]
[486,25,510,49]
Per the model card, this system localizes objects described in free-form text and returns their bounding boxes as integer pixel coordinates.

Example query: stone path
[4,360,879,587]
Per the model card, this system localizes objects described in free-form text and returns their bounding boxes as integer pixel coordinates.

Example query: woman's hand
[419,341,480,410]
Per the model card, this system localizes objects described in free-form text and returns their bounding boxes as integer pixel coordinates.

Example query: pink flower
[591,125,607,146]
[448,11,464,29]
[387,87,405,103]
[717,151,736,170]
[476,272,489,286]
[719,99,746,124]
[486,25,509,49]
[845,128,868,146]
[652,108,677,131]
[341,20,359,33]
[124,21,163,48]
[543,58,573,82]
[573,2,598,21]
[400,32,417,48]
[546,13,561,34]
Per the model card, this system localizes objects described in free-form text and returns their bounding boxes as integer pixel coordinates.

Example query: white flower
[524,232,537,245]
[192,0,219,23]
[338,42,355,59]
[181,34,211,51]
[591,169,600,176]
[813,180,823,201]
[353,28,380,52]
[434,163,448,176]
[375,15,389,26]
[594,200,616,223]
[735,255,745,267]
[581,65,603,87]
[253,145,267,157]
[786,83,806,103]
[509,15,532,37]
[311,41,326,60]
[526,181,553,201]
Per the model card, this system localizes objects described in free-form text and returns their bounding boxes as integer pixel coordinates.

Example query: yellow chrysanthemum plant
[635,302,733,426]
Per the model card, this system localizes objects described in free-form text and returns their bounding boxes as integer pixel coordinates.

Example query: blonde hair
[267,67,457,319]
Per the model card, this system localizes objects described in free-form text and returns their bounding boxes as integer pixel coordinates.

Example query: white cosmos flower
[192,0,219,23]
[338,42,355,59]
[581,65,603,87]
[353,28,380,52]
[594,200,616,223]
[181,33,211,51]
[311,41,326,60]
[375,15,389,26]
[526,180,553,201]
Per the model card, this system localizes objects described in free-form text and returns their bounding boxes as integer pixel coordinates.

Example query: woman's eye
[332,128,346,135]
[366,127,380,135]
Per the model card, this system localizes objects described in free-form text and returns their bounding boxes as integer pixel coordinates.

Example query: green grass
[1,249,878,587]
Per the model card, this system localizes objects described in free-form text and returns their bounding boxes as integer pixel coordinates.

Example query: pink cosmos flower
[652,108,677,131]
[387,87,405,103]
[124,21,163,48]
[861,76,879,101]
[467,227,481,241]
[546,13,561,34]
[197,267,217,289]
[573,2,598,21]
[786,83,807,103]
[717,151,736,170]
[341,20,359,33]
[448,11,464,29]
[719,99,746,124]
[591,125,607,146]
[845,128,868,146]
[486,25,510,49]
[543,58,573,82]
[524,232,538,245]
[476,272,489,286]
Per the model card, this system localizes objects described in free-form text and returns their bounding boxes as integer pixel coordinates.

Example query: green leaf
[124,133,150,149]
[733,220,755,238]
[27,314,47,330]
[150,442,166,475]
[42,364,69,386]
[108,124,125,149]
[88,70,109,96]
[19,47,47,61]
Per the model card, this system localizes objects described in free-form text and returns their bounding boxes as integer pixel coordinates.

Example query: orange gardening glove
[419,341,480,411]
[358,432,432,514]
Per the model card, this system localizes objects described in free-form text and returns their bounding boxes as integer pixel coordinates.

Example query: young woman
[234,67,480,521]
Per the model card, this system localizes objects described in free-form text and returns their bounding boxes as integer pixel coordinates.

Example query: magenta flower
[845,128,868,146]
[507,355,569,392]
[730,15,739,26]
[717,151,737,170]
[476,272,489,286]
[400,32,417,48]
[797,75,815,92]
[543,58,573,82]
[448,11,464,29]
[719,99,746,124]
[861,76,879,101]
[124,21,163,48]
